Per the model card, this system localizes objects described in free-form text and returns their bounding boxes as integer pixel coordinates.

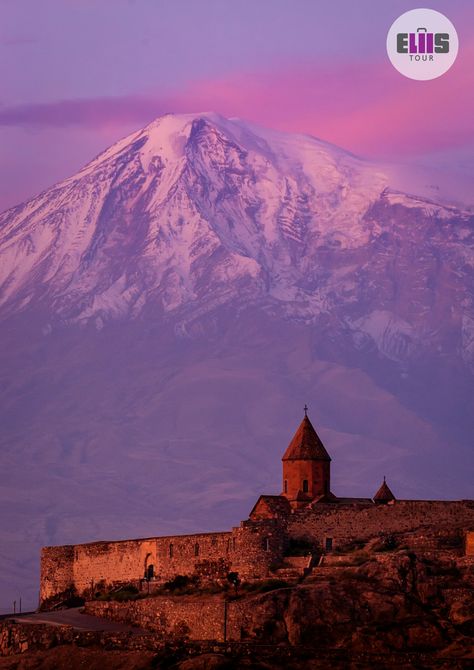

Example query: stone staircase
[273,555,314,579]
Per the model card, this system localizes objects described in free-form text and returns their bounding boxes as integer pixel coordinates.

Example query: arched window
[169,543,173,558]
[194,543,199,557]
[144,552,153,579]
[303,479,309,493]
[284,480,288,493]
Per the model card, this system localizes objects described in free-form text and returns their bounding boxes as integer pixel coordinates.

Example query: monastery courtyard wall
[285,500,474,549]
[40,521,285,606]
[40,500,474,607]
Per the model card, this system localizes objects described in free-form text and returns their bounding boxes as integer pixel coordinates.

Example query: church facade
[40,412,474,608]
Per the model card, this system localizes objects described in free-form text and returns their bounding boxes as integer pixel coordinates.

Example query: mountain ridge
[1,113,472,348]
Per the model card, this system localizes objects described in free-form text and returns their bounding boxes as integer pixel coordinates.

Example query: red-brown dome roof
[373,477,396,502]
[282,415,331,461]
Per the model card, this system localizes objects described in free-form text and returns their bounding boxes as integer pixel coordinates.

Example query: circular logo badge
[386,8,458,80]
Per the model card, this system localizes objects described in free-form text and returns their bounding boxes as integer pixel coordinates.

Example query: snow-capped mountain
[1,112,473,365]
[0,113,473,612]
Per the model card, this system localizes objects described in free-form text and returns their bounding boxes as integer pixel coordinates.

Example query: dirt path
[8,607,146,633]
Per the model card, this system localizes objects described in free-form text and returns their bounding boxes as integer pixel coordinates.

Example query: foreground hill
[1,548,473,668]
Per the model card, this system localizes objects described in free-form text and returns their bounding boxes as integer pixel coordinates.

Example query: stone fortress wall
[285,500,474,550]
[40,522,286,606]
[40,499,474,607]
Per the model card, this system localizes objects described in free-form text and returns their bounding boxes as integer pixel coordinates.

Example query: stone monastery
[40,411,474,608]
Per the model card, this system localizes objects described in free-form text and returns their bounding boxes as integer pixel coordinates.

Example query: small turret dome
[373,477,396,504]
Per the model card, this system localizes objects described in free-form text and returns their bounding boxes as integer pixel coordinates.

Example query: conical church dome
[373,477,396,504]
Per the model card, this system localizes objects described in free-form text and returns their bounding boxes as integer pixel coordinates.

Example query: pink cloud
[1,45,473,162]
[0,96,172,129]
[176,47,474,159]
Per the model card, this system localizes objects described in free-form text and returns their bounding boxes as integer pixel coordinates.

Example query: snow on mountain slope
[1,112,473,373]
[0,118,443,296]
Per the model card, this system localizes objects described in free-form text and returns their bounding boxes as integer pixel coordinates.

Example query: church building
[249,409,394,520]
[39,410,473,609]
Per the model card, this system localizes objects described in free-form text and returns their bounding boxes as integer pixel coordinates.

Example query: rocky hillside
[236,552,474,654]
[1,549,473,669]
[82,550,474,657]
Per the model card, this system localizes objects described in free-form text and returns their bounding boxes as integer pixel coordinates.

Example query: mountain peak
[0,113,471,336]
[79,112,242,179]
[142,110,228,142]
[145,110,227,127]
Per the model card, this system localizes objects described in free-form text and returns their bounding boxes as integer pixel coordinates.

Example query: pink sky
[0,0,473,211]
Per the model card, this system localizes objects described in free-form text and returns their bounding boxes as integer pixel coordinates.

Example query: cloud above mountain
[1,50,473,159]
[2,1,473,212]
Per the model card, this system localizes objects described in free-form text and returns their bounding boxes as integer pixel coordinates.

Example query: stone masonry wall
[40,500,474,607]
[40,532,233,606]
[40,521,289,607]
[231,520,287,578]
[155,524,285,581]
[466,531,474,555]
[73,538,158,595]
[155,532,232,581]
[85,594,277,643]
[40,545,74,605]
[287,500,474,550]
[85,596,226,640]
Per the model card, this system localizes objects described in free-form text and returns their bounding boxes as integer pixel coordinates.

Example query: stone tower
[282,411,331,508]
